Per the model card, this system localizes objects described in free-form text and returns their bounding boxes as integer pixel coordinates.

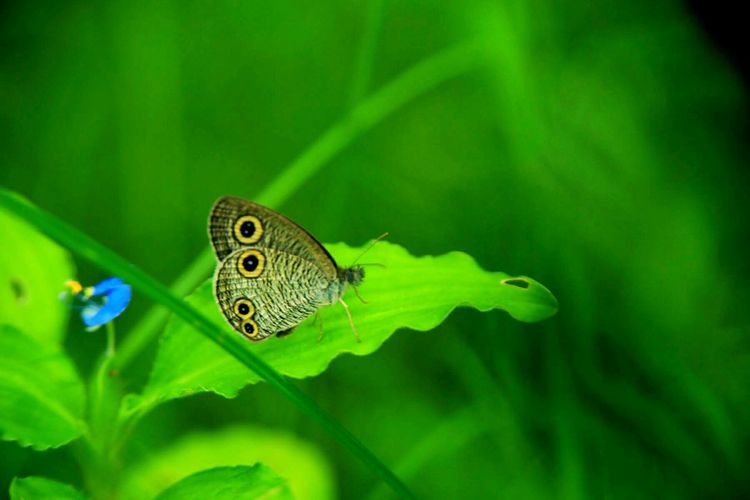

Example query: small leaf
[0,206,75,344]
[154,464,292,500]
[9,476,85,500]
[130,242,556,408]
[120,425,334,500]
[0,325,86,449]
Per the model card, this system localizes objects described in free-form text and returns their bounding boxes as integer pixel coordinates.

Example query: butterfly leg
[338,297,361,343]
[352,286,368,304]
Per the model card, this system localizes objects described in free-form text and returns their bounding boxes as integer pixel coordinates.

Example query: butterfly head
[340,266,365,287]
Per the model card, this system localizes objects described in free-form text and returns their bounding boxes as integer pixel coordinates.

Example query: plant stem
[348,0,385,107]
[113,251,210,371]
[105,321,116,358]
[90,323,119,450]
[256,39,484,209]
[81,321,122,499]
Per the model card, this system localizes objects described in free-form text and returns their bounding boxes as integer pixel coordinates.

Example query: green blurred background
[1,0,749,498]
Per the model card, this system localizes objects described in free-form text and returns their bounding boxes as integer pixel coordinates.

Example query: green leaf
[154,464,292,500]
[120,425,334,500]
[132,241,556,406]
[9,476,85,500]
[0,206,75,344]
[0,325,86,449]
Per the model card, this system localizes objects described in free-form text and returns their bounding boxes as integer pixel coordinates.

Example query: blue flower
[62,277,132,329]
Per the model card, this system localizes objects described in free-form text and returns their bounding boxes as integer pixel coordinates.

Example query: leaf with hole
[127,241,557,411]
[0,205,75,344]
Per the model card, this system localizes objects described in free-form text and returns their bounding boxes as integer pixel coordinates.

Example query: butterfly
[209,196,365,342]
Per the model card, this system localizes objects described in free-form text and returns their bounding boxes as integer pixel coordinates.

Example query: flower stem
[79,321,123,499]
[105,321,116,358]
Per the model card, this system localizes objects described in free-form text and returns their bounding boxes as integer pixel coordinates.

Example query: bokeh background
[1,0,748,498]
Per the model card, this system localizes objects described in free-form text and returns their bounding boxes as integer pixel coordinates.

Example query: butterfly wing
[209,196,338,279]
[213,246,332,341]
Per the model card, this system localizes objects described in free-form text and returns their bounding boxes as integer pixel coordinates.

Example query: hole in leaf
[502,278,530,289]
[10,278,26,304]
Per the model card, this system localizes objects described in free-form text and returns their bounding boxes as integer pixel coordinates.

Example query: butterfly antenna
[351,232,389,266]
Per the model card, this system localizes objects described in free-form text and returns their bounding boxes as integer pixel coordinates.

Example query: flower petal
[90,277,126,297]
[80,284,131,327]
